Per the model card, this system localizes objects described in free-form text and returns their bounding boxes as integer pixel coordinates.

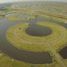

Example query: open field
[0,1,67,67]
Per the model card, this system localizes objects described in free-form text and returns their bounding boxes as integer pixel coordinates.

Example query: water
[26,24,52,36]
[59,47,67,59]
[0,17,52,64]
[0,15,67,64]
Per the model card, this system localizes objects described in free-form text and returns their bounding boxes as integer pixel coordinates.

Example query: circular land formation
[0,3,67,67]
[0,15,67,67]
[7,22,67,52]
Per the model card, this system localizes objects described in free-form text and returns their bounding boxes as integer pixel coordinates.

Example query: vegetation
[7,22,67,52]
[0,1,67,67]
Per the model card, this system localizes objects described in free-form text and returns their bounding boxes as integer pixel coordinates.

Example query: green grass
[7,22,67,52]
[7,15,35,22]
[0,2,67,67]
[6,21,67,67]
[6,11,35,22]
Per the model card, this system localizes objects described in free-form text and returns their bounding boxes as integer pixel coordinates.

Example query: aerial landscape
[0,0,67,67]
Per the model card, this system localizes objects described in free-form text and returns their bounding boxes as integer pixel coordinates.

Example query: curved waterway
[0,16,67,64]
